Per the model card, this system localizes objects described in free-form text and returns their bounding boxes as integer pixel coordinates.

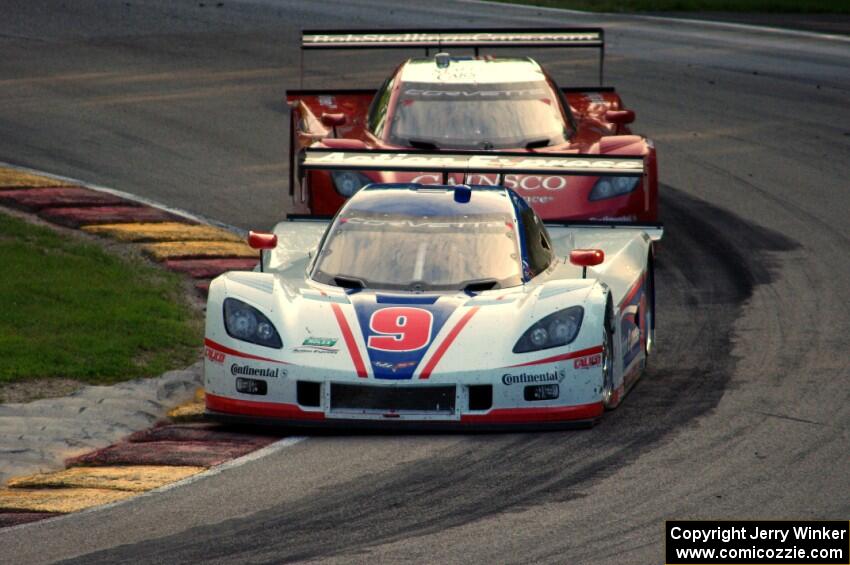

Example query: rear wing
[299,27,606,85]
[545,220,663,242]
[298,147,660,239]
[300,146,656,219]
[299,147,643,179]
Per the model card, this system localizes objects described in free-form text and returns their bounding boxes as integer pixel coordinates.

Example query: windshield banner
[400,81,548,101]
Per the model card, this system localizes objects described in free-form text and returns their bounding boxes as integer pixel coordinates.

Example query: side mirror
[570,249,605,278]
[320,113,346,138]
[321,138,367,150]
[604,109,635,126]
[320,112,346,127]
[248,231,277,250]
[248,231,277,273]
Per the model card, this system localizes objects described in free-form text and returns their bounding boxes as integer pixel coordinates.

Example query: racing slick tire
[644,254,655,361]
[601,298,616,409]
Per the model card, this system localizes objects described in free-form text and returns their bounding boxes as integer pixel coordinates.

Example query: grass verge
[0,212,201,386]
[491,0,849,13]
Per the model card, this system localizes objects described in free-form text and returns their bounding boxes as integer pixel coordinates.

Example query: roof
[344,184,513,217]
[398,56,545,85]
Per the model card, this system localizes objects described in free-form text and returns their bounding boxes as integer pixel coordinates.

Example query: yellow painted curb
[0,167,73,188]
[142,240,256,261]
[83,222,243,243]
[0,487,135,513]
[7,465,204,493]
[167,388,206,421]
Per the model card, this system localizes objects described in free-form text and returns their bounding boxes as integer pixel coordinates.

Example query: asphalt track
[1,1,848,563]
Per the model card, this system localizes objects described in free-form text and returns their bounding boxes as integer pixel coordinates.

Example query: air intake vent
[468,385,492,411]
[297,381,321,407]
[330,384,455,413]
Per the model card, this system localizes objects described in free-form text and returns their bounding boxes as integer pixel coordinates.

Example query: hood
[218,271,599,379]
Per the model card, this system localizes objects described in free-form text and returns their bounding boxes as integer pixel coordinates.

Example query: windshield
[387,81,568,150]
[312,210,522,291]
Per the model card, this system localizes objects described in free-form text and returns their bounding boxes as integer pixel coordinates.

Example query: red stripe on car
[331,302,368,378]
[419,306,480,379]
[204,338,289,364]
[206,393,325,420]
[461,402,603,424]
[507,344,604,368]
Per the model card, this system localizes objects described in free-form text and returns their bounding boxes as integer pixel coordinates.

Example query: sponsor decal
[303,32,602,47]
[502,369,565,386]
[588,215,638,222]
[524,196,555,205]
[345,217,504,230]
[574,353,602,370]
[412,173,567,191]
[620,276,646,368]
[352,296,459,380]
[230,364,286,379]
[292,336,340,354]
[303,151,644,174]
[368,307,433,352]
[625,326,640,352]
[373,360,418,373]
[205,346,225,364]
[403,87,546,100]
[303,337,337,347]
[292,347,339,355]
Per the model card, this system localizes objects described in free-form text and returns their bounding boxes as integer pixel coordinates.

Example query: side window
[367,76,395,136]
[517,198,553,278]
[550,79,577,137]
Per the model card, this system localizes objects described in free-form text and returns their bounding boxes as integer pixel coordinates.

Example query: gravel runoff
[0,362,202,485]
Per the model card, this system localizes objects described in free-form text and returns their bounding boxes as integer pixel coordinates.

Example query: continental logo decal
[230,364,286,378]
[302,151,644,175]
[502,369,565,385]
[303,31,602,48]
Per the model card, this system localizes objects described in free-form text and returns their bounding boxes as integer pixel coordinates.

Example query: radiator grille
[330,383,456,414]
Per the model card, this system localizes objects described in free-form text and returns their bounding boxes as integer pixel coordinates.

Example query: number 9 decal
[368,307,433,352]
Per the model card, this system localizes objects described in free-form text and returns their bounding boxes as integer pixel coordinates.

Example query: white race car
[204,150,661,429]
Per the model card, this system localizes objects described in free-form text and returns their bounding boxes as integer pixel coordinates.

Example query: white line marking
[148,436,307,493]
[458,0,850,43]
[0,161,305,530]
[0,436,307,532]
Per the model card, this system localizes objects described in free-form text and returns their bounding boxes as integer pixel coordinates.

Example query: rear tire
[601,301,615,409]
[644,257,655,359]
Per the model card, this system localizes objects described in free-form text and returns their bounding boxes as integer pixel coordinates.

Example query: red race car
[287,28,658,222]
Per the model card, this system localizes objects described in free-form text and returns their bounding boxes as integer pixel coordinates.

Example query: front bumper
[205,392,602,431]
[204,337,606,430]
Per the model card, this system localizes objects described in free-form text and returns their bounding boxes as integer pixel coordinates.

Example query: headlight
[331,171,371,197]
[223,298,282,349]
[588,176,640,201]
[513,306,583,353]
